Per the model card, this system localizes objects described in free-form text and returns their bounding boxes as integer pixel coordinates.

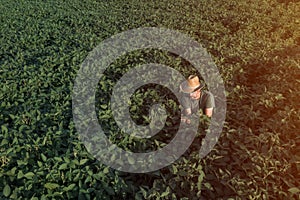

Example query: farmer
[179,75,215,124]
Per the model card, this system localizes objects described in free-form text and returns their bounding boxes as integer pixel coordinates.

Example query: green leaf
[63,183,76,192]
[24,172,35,179]
[161,187,170,197]
[41,153,47,162]
[79,159,89,165]
[9,114,15,119]
[128,156,135,164]
[37,161,43,167]
[100,104,107,109]
[54,157,63,162]
[103,167,109,174]
[288,187,300,194]
[59,163,68,170]
[73,172,80,182]
[6,167,17,176]
[139,187,148,198]
[72,159,79,166]
[172,165,178,174]
[1,125,8,134]
[1,139,8,146]
[64,157,70,163]
[44,183,60,190]
[17,170,24,179]
[3,184,11,197]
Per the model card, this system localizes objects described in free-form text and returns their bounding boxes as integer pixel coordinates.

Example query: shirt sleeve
[205,92,215,109]
[179,94,192,117]
[180,95,191,110]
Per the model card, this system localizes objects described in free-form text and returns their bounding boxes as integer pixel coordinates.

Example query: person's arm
[204,92,215,117]
[184,108,192,116]
[205,107,213,117]
[180,96,192,124]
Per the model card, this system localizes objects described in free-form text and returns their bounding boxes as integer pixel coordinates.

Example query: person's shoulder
[201,90,215,108]
[201,90,214,101]
[202,90,213,96]
[179,92,190,102]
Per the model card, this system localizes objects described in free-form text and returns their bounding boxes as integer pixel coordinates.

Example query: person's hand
[181,116,191,124]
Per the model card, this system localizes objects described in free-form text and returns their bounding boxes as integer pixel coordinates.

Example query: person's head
[180,75,204,99]
[189,88,201,99]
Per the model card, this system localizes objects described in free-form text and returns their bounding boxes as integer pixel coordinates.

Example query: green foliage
[0,0,299,199]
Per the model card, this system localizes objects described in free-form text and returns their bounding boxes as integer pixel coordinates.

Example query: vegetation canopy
[0,0,299,199]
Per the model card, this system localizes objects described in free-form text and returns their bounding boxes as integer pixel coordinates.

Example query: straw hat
[180,75,204,93]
